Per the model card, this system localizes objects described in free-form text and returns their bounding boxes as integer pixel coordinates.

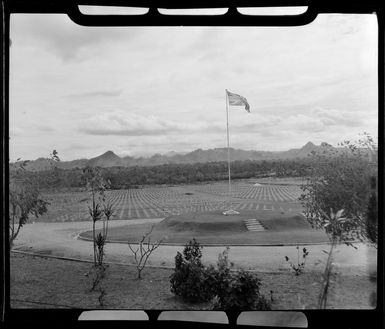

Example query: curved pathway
[13,219,376,275]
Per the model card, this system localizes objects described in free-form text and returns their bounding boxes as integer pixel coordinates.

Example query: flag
[227,90,250,112]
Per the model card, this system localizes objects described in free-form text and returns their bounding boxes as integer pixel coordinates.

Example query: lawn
[79,210,329,245]
[37,178,304,223]
[10,253,376,310]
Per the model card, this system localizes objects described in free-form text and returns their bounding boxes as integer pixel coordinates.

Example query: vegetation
[299,134,378,308]
[82,166,111,266]
[317,209,345,308]
[37,182,303,223]
[284,246,310,276]
[366,176,378,244]
[170,239,211,302]
[13,251,375,309]
[207,247,272,311]
[300,134,377,245]
[9,151,60,248]
[18,158,313,190]
[92,210,327,246]
[9,172,48,248]
[82,166,114,307]
[170,240,271,310]
[127,225,164,279]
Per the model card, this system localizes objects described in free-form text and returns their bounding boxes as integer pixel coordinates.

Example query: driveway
[13,219,377,275]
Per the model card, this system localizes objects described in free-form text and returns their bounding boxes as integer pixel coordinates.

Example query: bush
[170,239,212,303]
[208,248,271,311]
[284,246,310,276]
[217,270,271,311]
[170,242,272,310]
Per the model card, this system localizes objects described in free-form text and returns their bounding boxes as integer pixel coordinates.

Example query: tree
[300,134,377,245]
[299,134,377,308]
[366,176,377,244]
[9,171,48,248]
[317,208,347,308]
[46,149,61,186]
[9,151,60,248]
[82,166,111,266]
[82,166,114,307]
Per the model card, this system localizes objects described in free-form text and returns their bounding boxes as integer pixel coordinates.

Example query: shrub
[284,245,309,275]
[204,247,232,299]
[208,248,271,311]
[170,242,272,310]
[182,238,203,263]
[170,239,212,303]
[128,225,163,279]
[211,269,269,311]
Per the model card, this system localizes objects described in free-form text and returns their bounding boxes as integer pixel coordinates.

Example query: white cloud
[10,14,140,62]
[65,89,123,99]
[80,110,224,136]
[9,13,378,160]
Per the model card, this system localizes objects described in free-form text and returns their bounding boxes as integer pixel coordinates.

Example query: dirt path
[13,219,376,275]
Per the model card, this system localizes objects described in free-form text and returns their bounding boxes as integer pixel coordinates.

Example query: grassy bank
[11,253,375,310]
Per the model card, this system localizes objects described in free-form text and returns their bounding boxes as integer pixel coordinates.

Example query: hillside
[87,150,123,168]
[17,142,341,171]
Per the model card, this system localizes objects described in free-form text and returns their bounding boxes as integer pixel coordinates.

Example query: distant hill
[17,142,343,171]
[87,150,123,168]
[278,141,334,159]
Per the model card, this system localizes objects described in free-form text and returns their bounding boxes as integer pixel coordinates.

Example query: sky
[9,12,378,161]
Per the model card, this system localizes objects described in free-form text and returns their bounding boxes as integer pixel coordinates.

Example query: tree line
[22,158,313,190]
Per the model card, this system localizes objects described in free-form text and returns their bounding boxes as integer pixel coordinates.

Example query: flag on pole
[223,89,250,216]
[226,90,250,112]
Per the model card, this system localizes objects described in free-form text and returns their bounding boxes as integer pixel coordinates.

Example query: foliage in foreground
[284,246,309,276]
[82,166,113,267]
[299,134,378,309]
[207,247,272,311]
[85,262,109,307]
[128,225,164,279]
[170,239,210,302]
[300,134,377,246]
[170,240,271,310]
[9,151,60,248]
[82,166,114,306]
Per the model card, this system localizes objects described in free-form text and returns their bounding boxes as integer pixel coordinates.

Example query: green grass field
[79,210,329,245]
[38,178,304,223]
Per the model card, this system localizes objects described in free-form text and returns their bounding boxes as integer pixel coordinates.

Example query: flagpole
[223,89,249,215]
[225,89,232,212]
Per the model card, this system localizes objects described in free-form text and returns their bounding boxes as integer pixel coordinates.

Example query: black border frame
[1,1,384,328]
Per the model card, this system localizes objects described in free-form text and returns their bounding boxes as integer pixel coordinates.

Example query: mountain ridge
[17,142,341,171]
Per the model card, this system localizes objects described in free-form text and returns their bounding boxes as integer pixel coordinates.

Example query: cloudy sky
[9,13,378,161]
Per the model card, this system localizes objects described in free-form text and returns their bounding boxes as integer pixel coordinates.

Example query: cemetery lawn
[79,211,330,245]
[10,252,375,310]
